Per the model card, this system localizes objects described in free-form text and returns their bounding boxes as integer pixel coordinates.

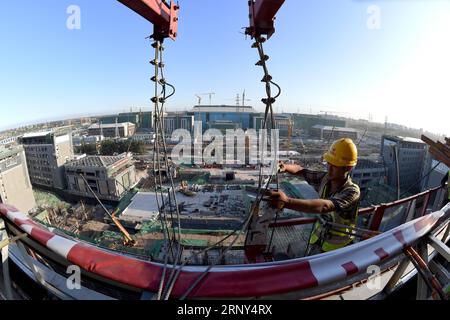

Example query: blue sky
[1,0,449,135]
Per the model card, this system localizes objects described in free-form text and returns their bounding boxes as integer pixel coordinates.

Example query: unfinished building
[65,153,137,202]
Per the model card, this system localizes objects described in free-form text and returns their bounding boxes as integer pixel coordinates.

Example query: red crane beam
[247,0,285,39]
[117,0,179,40]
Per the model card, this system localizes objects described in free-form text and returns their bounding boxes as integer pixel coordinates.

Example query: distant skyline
[1,1,449,135]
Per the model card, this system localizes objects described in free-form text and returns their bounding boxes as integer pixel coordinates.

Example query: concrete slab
[121,192,160,221]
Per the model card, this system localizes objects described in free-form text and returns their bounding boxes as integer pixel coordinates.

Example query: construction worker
[268,138,360,255]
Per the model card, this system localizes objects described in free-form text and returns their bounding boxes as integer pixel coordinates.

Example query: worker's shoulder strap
[319,174,330,199]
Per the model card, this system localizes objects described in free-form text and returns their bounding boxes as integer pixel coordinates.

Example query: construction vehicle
[0,1,449,301]
[179,180,197,197]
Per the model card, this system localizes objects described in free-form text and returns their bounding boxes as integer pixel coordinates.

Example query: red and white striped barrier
[0,203,447,298]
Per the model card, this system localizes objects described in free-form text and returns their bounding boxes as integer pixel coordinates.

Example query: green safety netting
[114,188,140,217]
[180,239,208,247]
[174,228,234,236]
[138,221,234,236]
[281,181,304,199]
[148,240,164,258]
[138,221,163,234]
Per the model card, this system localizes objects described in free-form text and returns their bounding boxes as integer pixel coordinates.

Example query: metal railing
[270,184,447,232]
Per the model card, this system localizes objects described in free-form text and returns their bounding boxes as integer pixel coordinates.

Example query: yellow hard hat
[323,138,358,167]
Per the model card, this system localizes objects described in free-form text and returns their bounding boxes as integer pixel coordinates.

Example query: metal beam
[383,257,410,293]
[429,260,450,286]
[117,0,178,40]
[247,0,285,39]
[421,135,450,168]
[416,243,430,300]
[428,234,450,262]
[0,219,13,300]
[443,223,450,243]
[16,242,45,285]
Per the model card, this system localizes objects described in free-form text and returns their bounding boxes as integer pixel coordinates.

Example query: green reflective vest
[309,175,360,252]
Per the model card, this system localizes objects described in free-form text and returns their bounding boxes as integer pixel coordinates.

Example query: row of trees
[74,140,146,156]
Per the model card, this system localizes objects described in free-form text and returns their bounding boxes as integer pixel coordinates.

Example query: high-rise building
[0,146,36,213]
[191,105,258,132]
[19,130,74,190]
[253,115,292,137]
[208,120,242,134]
[163,114,195,135]
[381,135,427,195]
[98,111,153,130]
[351,158,386,195]
[292,114,346,132]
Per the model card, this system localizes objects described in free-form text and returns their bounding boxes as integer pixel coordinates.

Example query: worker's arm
[267,190,335,214]
[285,198,335,214]
[278,162,304,176]
[279,161,327,192]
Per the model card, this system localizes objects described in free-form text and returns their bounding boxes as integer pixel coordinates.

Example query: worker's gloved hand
[278,161,287,173]
[266,190,290,210]
[278,161,304,175]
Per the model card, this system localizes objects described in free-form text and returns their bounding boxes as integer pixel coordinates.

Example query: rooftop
[66,153,130,169]
[0,145,23,160]
[22,130,54,138]
[383,135,425,144]
[165,114,193,118]
[121,192,160,221]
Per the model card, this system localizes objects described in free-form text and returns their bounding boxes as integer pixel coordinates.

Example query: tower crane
[195,93,215,105]
[202,92,215,105]
[241,90,252,106]
[195,94,202,105]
